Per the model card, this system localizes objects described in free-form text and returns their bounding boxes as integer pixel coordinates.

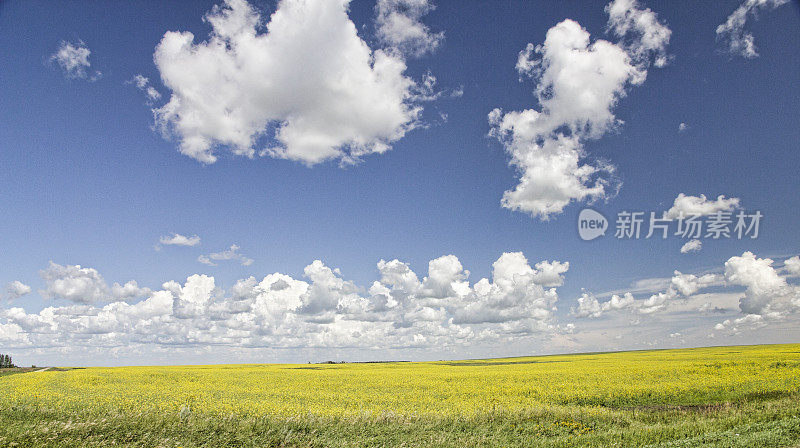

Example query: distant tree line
[0,353,15,368]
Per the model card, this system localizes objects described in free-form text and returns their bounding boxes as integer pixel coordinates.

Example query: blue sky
[0,0,798,365]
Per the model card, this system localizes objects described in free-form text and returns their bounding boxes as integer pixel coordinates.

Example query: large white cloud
[716,0,790,58]
[153,0,437,165]
[489,0,669,219]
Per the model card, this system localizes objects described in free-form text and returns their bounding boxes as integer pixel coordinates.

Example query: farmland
[1,344,799,447]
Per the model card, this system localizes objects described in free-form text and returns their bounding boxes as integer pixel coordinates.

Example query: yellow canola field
[1,344,799,419]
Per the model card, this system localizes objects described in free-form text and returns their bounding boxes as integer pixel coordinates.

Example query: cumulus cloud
[49,40,101,80]
[375,0,443,57]
[39,262,111,304]
[631,271,724,315]
[784,256,800,277]
[571,293,603,318]
[665,193,740,218]
[680,239,702,253]
[605,0,671,66]
[37,262,151,304]
[573,270,721,317]
[531,260,570,287]
[111,281,153,301]
[713,313,766,333]
[678,122,688,132]
[198,244,254,267]
[1,253,570,352]
[670,271,719,297]
[6,281,32,300]
[159,233,201,247]
[453,252,561,325]
[716,0,789,58]
[489,0,669,219]
[571,291,637,318]
[574,250,800,337]
[724,251,797,316]
[153,0,438,165]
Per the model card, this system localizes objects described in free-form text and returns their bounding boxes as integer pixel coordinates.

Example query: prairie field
[1,344,799,447]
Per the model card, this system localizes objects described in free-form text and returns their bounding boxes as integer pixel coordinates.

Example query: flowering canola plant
[1,344,799,420]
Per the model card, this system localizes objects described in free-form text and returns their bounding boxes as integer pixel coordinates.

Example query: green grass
[1,397,799,447]
[1,344,799,447]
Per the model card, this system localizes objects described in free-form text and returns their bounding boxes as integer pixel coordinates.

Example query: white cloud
[172,274,217,318]
[38,262,150,304]
[665,193,740,218]
[49,40,101,80]
[452,252,562,325]
[111,281,152,301]
[375,0,443,57]
[571,291,637,318]
[670,271,719,297]
[129,74,162,102]
[198,244,254,266]
[632,271,724,315]
[605,0,671,66]
[7,253,800,362]
[489,1,669,219]
[680,239,702,253]
[159,233,201,247]
[606,292,636,311]
[574,270,722,318]
[1,253,571,354]
[531,260,570,287]
[39,262,110,304]
[784,256,800,277]
[716,0,789,58]
[724,251,796,316]
[572,251,800,340]
[678,122,688,132]
[6,281,32,300]
[153,0,436,165]
[571,293,603,318]
[713,313,766,333]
